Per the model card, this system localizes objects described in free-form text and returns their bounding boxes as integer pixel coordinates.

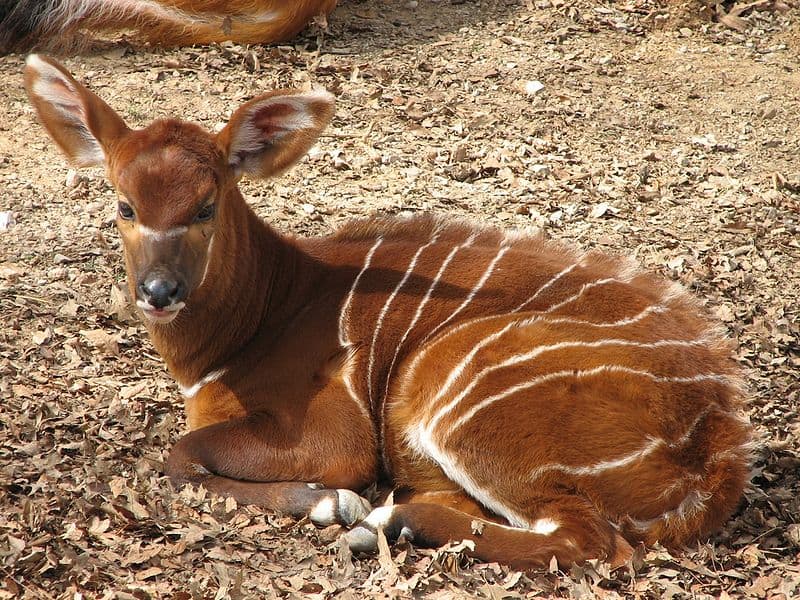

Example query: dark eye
[118,201,135,220]
[195,203,215,223]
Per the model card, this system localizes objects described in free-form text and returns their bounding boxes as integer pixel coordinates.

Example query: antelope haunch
[25,55,753,570]
[1,0,336,53]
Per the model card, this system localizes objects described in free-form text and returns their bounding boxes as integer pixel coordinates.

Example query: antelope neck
[145,190,321,388]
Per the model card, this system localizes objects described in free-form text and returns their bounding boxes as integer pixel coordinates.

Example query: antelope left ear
[216,88,335,179]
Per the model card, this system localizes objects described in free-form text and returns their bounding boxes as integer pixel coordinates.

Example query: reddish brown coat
[24,54,752,569]
[1,0,336,53]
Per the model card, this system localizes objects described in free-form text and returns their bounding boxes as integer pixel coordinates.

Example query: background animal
[24,53,752,570]
[0,0,337,54]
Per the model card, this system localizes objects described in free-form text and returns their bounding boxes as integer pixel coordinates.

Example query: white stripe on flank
[138,224,188,240]
[367,230,443,406]
[378,232,476,469]
[424,318,526,428]
[180,368,226,399]
[340,348,373,421]
[513,261,581,313]
[402,303,669,388]
[543,277,623,313]
[249,10,279,23]
[422,245,510,347]
[529,436,665,481]
[430,337,708,437]
[338,237,383,347]
[671,405,717,448]
[382,233,478,399]
[337,238,384,420]
[402,313,507,385]
[406,421,534,529]
[707,438,759,466]
[627,489,711,531]
[533,304,670,328]
[447,365,732,434]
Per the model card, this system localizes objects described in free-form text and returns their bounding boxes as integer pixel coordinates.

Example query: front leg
[165,405,377,526]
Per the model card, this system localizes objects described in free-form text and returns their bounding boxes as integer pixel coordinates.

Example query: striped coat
[25,54,752,567]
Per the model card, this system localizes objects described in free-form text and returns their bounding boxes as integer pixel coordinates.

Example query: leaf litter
[1,0,799,598]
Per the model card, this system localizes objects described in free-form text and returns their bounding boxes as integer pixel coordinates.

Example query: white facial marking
[199,233,215,289]
[136,299,185,324]
[137,224,188,240]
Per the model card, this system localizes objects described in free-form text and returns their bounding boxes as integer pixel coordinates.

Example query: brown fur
[25,55,752,570]
[2,0,336,53]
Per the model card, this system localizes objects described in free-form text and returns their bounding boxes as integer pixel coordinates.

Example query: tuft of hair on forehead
[109,119,225,175]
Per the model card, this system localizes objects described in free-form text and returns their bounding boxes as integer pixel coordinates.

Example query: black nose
[138,277,184,309]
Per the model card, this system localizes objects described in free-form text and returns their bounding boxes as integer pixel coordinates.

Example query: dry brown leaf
[79,328,120,355]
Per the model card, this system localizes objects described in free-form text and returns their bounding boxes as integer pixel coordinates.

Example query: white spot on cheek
[532,518,560,535]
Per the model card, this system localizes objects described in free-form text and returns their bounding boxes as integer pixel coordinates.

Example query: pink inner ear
[253,103,295,140]
[46,77,84,118]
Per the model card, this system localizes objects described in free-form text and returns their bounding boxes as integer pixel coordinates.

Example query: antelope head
[24,54,334,325]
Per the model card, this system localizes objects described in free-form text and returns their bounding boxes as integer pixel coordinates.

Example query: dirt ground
[1,0,799,598]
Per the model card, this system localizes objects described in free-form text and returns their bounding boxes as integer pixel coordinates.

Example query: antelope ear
[24,54,129,168]
[216,88,335,179]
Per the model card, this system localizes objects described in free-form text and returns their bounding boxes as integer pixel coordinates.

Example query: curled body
[24,54,752,569]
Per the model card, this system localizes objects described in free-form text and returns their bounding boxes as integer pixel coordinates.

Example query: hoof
[309,489,372,527]
[344,505,414,554]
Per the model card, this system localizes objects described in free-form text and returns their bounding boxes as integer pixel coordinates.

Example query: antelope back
[323,214,750,544]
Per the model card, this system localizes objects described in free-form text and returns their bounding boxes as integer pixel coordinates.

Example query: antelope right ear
[216,88,335,179]
[24,54,129,168]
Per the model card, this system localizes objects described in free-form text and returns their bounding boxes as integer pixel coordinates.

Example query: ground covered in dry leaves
[1,0,799,598]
